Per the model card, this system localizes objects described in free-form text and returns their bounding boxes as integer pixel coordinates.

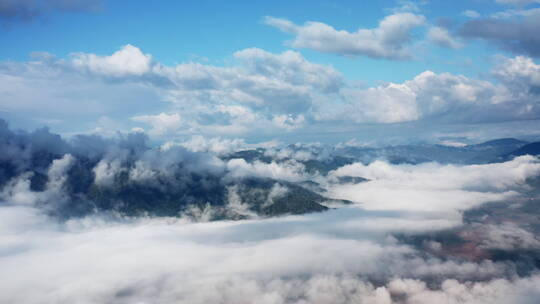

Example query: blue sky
[1,0,539,145]
[0,0,501,80]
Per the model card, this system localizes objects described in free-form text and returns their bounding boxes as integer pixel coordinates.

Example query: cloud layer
[1,151,540,302]
[2,44,540,140]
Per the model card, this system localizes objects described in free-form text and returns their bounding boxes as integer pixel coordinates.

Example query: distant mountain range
[223,138,535,173]
[506,142,540,158]
[335,138,531,165]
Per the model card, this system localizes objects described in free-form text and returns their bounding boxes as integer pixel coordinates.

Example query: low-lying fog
[1,122,540,303]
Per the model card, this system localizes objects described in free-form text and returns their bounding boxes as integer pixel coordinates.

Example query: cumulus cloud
[154,47,343,116]
[0,45,343,136]
[71,44,153,77]
[92,158,123,186]
[264,13,426,60]
[492,55,540,90]
[2,45,540,139]
[233,47,343,94]
[118,46,342,136]
[329,61,540,124]
[1,153,75,211]
[335,71,505,123]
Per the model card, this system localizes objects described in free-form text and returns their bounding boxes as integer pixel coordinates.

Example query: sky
[1,0,540,145]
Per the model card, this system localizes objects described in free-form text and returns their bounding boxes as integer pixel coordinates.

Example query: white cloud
[234,48,343,93]
[157,47,343,116]
[493,55,540,88]
[263,147,310,161]
[1,154,75,207]
[0,173,40,205]
[0,198,532,303]
[272,114,305,131]
[428,27,464,49]
[388,276,540,304]
[0,129,539,302]
[131,112,183,136]
[0,55,163,130]
[46,154,75,189]
[327,156,540,212]
[2,45,540,139]
[463,10,481,18]
[480,223,540,250]
[264,13,426,60]
[439,140,468,148]
[164,136,248,155]
[335,70,509,124]
[225,158,306,182]
[340,81,419,123]
[71,44,153,77]
[93,158,123,186]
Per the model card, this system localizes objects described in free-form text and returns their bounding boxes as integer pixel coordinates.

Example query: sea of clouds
[1,121,540,303]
